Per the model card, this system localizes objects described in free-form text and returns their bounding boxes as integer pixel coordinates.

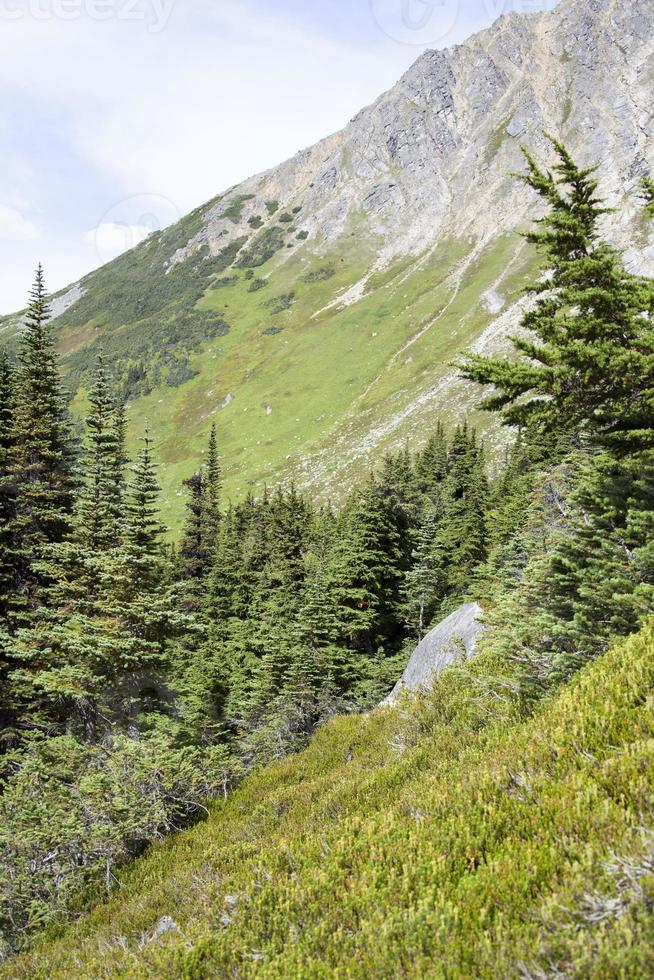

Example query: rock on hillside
[384,602,485,705]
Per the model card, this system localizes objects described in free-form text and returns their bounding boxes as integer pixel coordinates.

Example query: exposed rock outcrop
[384,602,485,705]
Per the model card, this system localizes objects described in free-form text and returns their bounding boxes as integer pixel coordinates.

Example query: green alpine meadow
[1,0,654,975]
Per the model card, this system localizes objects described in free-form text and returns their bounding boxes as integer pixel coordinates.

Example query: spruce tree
[206,422,222,544]
[460,138,654,453]
[463,144,654,694]
[429,426,488,607]
[0,351,15,621]
[401,495,444,638]
[414,422,448,495]
[7,266,74,628]
[0,351,15,729]
[328,478,405,661]
[77,354,125,551]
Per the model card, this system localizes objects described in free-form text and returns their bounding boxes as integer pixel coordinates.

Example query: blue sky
[0,0,559,312]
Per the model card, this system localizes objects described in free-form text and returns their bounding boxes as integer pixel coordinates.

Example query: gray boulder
[384,602,485,705]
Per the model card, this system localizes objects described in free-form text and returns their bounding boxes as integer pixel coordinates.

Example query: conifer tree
[205,422,222,544]
[0,351,15,621]
[428,426,488,606]
[463,144,654,693]
[401,495,444,638]
[328,479,405,659]
[7,266,74,627]
[178,426,223,602]
[0,351,15,728]
[77,354,125,551]
[294,509,345,698]
[460,138,654,453]
[414,422,448,495]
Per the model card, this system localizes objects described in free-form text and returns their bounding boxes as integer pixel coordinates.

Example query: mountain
[5,0,654,530]
[7,621,654,976]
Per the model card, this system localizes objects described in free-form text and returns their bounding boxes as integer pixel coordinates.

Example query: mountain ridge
[3,0,654,531]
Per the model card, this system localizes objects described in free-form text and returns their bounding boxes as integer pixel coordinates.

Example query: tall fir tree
[6,266,74,629]
[205,422,222,545]
[0,351,15,732]
[77,354,125,551]
[428,425,488,607]
[460,138,654,454]
[401,495,444,639]
[462,143,654,693]
[0,350,15,621]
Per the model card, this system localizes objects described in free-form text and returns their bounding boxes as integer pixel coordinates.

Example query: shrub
[262,292,295,313]
[166,358,199,388]
[235,227,285,269]
[0,736,237,957]
[303,266,335,283]
[247,278,269,293]
[221,194,255,224]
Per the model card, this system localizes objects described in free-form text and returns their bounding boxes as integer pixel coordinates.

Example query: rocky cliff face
[181,0,654,276]
[14,0,654,527]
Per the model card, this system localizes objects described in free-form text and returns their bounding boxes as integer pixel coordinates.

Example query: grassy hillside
[9,209,535,535]
[9,622,654,978]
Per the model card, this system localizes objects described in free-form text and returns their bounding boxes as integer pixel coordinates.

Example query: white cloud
[0,202,39,241]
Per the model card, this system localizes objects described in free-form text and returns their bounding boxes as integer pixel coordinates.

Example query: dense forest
[1,140,653,960]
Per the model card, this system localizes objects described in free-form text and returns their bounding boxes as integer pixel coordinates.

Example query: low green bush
[262,291,295,313]
[247,278,269,292]
[303,266,335,283]
[7,624,654,977]
[235,227,285,269]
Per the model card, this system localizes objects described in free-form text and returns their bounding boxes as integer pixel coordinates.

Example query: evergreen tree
[6,266,74,629]
[328,478,405,661]
[460,138,654,454]
[178,426,223,603]
[205,422,222,544]
[0,351,15,732]
[77,354,125,551]
[178,470,211,601]
[401,495,444,638]
[414,422,448,495]
[463,144,654,694]
[294,508,345,698]
[429,426,489,607]
[0,351,15,621]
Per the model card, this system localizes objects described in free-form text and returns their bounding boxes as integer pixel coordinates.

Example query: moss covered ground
[8,622,654,978]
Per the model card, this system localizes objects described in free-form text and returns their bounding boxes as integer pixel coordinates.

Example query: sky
[0,0,559,313]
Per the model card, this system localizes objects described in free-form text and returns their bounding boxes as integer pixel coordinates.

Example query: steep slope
[7,622,654,977]
[5,0,654,530]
